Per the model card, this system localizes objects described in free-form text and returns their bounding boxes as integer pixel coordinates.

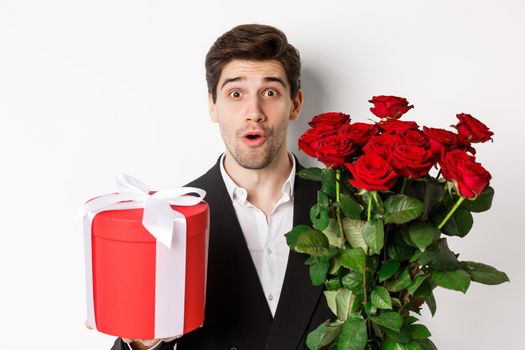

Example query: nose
[245,95,266,123]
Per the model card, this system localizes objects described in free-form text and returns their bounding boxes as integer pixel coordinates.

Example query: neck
[223,148,293,199]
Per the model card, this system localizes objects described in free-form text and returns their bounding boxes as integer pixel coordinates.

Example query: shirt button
[268,294,274,301]
[266,247,272,255]
[230,347,238,350]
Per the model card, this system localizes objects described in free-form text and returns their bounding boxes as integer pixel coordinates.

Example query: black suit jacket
[112,155,332,350]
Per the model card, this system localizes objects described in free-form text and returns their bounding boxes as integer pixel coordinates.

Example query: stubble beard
[225,127,285,170]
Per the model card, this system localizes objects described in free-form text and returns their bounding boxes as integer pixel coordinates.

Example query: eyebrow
[220,76,287,90]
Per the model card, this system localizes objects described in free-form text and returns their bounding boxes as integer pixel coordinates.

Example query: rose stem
[400,178,407,194]
[335,169,344,239]
[363,193,373,306]
[437,196,466,230]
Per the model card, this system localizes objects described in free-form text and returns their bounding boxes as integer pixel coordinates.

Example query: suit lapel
[199,159,273,350]
[264,162,324,350]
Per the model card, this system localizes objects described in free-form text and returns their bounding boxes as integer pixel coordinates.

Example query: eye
[263,89,278,97]
[229,90,241,98]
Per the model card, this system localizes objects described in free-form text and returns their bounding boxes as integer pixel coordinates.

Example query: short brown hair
[205,24,301,103]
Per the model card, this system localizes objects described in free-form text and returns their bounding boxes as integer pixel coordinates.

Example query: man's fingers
[122,339,161,346]
[139,339,161,347]
[160,335,182,342]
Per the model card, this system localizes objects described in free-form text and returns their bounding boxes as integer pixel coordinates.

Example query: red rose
[298,125,337,158]
[313,134,356,168]
[439,149,491,198]
[422,127,460,155]
[399,129,431,149]
[309,112,350,128]
[338,122,380,146]
[345,153,399,191]
[390,145,435,179]
[455,113,494,143]
[363,134,402,160]
[369,95,414,119]
[438,149,470,181]
[378,119,419,134]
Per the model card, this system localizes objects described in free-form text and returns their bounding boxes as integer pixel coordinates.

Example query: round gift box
[89,201,208,339]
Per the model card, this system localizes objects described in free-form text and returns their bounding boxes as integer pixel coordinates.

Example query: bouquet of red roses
[287,96,509,350]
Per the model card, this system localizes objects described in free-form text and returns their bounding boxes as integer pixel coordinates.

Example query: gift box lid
[91,201,208,243]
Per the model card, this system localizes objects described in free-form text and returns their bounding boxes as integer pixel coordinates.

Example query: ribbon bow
[81,172,206,248]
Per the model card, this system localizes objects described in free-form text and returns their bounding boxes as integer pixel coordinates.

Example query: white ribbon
[81,172,206,248]
[82,172,206,336]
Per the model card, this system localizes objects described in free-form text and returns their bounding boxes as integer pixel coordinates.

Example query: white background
[1,0,523,349]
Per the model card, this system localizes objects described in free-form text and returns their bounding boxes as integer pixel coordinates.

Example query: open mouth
[242,130,267,146]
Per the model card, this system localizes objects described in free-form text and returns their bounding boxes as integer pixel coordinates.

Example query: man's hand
[121,338,160,350]
[85,320,180,350]
[122,337,179,350]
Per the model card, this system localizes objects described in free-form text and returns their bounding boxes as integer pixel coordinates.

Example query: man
[111,24,331,350]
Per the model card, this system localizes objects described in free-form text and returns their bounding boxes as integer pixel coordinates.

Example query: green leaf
[371,286,393,310]
[340,248,367,273]
[418,238,459,271]
[406,342,423,350]
[306,320,329,350]
[387,231,417,261]
[363,219,385,255]
[383,326,410,344]
[409,250,423,263]
[322,168,337,199]
[379,260,401,282]
[306,256,330,286]
[324,290,339,316]
[325,278,342,291]
[295,228,338,257]
[297,167,322,181]
[414,279,432,298]
[323,219,345,249]
[336,289,354,321]
[381,339,407,350]
[387,268,412,293]
[307,320,343,350]
[407,275,427,295]
[404,177,446,221]
[431,269,471,293]
[328,256,342,275]
[340,193,362,219]
[311,204,330,231]
[384,194,424,225]
[408,222,440,252]
[318,190,330,207]
[285,225,311,248]
[364,300,378,316]
[416,338,438,350]
[461,186,494,212]
[409,324,431,340]
[342,271,364,292]
[337,316,368,350]
[404,316,419,325]
[370,311,403,332]
[342,218,369,252]
[460,261,510,285]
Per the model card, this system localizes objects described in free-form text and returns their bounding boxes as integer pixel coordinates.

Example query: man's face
[209,59,303,170]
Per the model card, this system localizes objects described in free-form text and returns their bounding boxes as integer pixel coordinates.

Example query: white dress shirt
[220,152,295,317]
[127,153,295,349]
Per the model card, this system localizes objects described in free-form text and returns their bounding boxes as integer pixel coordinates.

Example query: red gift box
[82,174,209,339]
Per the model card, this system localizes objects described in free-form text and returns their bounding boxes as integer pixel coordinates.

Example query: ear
[208,92,218,123]
[289,89,303,121]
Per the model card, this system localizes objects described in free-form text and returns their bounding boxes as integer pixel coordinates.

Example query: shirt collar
[219,152,296,205]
